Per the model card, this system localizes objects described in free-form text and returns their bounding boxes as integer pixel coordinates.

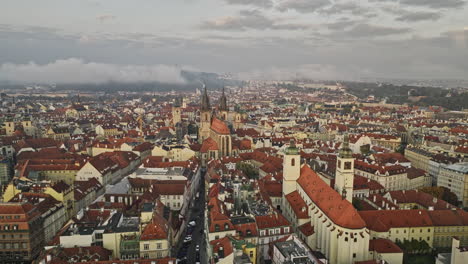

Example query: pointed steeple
[201,84,210,111]
[219,86,228,111]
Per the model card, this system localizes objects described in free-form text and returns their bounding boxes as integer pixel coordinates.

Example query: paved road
[174,170,207,264]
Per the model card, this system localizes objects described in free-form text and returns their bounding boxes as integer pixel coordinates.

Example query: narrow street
[174,169,207,264]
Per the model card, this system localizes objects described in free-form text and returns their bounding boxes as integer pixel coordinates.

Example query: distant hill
[0,70,245,93]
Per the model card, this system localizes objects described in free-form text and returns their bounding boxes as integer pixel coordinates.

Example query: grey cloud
[238,64,352,80]
[374,0,466,9]
[200,10,310,31]
[224,0,273,8]
[342,24,412,38]
[277,0,331,13]
[320,2,374,17]
[0,58,188,84]
[396,11,442,22]
[97,15,116,22]
[400,0,466,9]
[1,22,467,81]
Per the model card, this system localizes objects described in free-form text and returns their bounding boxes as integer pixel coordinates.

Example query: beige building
[405,147,433,172]
[139,213,171,259]
[437,163,468,207]
[360,210,434,247]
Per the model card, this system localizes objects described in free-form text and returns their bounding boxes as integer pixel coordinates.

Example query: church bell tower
[335,134,354,202]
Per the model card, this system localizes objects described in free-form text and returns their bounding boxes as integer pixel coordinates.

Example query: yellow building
[231,238,257,264]
[428,210,468,249]
[139,213,171,259]
[405,147,433,172]
[360,210,434,248]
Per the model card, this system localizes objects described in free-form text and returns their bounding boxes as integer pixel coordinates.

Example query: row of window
[389,228,431,235]
[0,215,21,220]
[142,252,164,258]
[143,243,163,250]
[0,225,20,231]
[0,242,28,249]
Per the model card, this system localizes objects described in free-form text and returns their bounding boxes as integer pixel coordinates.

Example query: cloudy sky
[0,0,467,83]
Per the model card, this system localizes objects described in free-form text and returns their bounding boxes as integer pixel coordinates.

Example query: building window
[291,158,295,166]
[144,244,149,250]
[157,243,161,249]
[353,253,356,258]
[345,162,352,170]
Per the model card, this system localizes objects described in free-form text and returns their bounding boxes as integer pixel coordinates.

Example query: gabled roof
[297,165,366,229]
[201,137,219,152]
[369,239,402,253]
[140,213,169,240]
[285,191,309,219]
[211,116,230,135]
[359,210,433,232]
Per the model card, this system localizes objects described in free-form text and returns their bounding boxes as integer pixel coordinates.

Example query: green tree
[236,162,259,180]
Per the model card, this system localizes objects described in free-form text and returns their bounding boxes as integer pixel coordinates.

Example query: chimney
[373,195,376,202]
[46,255,52,262]
[433,197,437,204]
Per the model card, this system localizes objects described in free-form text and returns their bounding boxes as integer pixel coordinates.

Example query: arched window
[221,137,226,155]
[291,158,295,166]
[224,223,230,230]
[215,224,220,232]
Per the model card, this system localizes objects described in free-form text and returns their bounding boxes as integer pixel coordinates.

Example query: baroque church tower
[335,134,354,202]
[282,139,301,197]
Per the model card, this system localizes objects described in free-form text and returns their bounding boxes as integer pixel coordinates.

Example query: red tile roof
[359,210,433,232]
[427,209,468,226]
[369,238,403,253]
[297,165,366,229]
[140,213,169,240]
[255,211,290,230]
[210,237,233,258]
[211,116,230,135]
[298,222,314,236]
[200,137,219,152]
[285,191,309,219]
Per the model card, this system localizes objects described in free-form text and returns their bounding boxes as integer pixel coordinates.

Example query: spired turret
[201,84,210,111]
[218,87,228,112]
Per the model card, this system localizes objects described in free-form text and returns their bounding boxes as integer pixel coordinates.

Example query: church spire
[201,84,210,111]
[219,86,228,111]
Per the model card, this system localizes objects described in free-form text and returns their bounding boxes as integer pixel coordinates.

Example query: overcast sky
[0,0,467,83]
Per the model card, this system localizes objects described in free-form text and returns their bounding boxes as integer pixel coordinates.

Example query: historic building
[199,86,234,165]
[282,139,370,264]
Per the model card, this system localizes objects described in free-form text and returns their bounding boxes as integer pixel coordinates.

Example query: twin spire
[200,84,228,112]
